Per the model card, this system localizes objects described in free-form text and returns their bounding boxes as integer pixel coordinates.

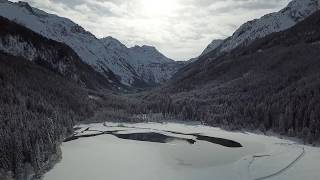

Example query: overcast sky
[14,0,291,60]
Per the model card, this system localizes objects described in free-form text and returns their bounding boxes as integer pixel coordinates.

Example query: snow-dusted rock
[201,39,224,56]
[100,38,184,84]
[187,39,223,63]
[0,0,181,86]
[203,0,319,57]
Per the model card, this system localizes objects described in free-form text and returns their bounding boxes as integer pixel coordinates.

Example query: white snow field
[44,122,320,180]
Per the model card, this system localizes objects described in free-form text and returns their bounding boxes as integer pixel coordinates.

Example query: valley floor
[44,122,320,180]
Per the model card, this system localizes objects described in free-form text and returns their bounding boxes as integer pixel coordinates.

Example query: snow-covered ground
[44,122,320,180]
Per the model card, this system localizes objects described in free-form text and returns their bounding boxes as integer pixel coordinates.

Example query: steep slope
[145,10,320,144]
[200,39,224,56]
[101,36,128,51]
[0,0,138,86]
[176,0,319,88]
[0,16,117,91]
[202,0,319,58]
[100,37,185,85]
[128,45,183,85]
[188,39,224,63]
[0,1,181,87]
[0,51,97,179]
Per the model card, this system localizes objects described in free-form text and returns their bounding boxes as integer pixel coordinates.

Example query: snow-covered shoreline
[43,122,320,180]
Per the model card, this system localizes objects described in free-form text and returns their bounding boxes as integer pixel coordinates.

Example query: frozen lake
[44,122,320,180]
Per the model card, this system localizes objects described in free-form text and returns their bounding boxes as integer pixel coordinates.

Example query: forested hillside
[0,16,148,180]
[139,11,320,144]
[0,51,99,179]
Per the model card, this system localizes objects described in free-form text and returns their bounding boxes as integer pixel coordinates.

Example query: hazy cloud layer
[12,0,290,60]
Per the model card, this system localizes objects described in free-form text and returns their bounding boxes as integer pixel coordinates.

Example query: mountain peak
[284,0,320,22]
[101,36,121,43]
[222,0,318,53]
[141,45,156,49]
[100,36,127,50]
[129,44,174,64]
[16,1,35,14]
[130,45,160,54]
[132,44,156,49]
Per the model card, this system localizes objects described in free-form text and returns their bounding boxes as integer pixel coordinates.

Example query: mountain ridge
[0,16,118,91]
[0,0,181,87]
[199,0,319,59]
[100,36,184,85]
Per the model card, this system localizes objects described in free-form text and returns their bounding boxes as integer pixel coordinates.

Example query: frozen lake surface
[44,122,320,180]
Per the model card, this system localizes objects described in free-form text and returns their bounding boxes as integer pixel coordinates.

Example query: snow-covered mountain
[101,36,128,51]
[187,39,223,63]
[0,0,181,86]
[201,0,319,57]
[100,37,184,85]
[0,16,116,90]
[200,39,224,56]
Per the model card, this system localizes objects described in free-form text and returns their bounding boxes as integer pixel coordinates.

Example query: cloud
[12,0,291,60]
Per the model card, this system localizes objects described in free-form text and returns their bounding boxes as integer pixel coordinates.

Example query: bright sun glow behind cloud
[139,0,179,16]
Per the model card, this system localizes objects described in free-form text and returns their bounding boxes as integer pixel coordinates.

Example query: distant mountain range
[0,0,183,88]
[100,37,185,86]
